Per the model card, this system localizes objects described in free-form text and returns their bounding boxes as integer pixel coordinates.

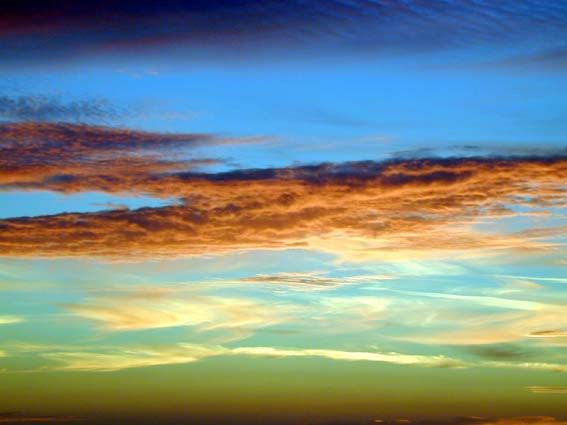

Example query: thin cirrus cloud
[359,287,567,346]
[59,286,394,339]
[0,1,565,66]
[62,293,295,342]
[390,303,567,346]
[526,386,567,394]
[0,154,566,260]
[58,281,567,351]
[6,342,466,373]
[0,315,24,325]
[7,340,567,374]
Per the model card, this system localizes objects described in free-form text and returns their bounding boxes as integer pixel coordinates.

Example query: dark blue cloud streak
[1,1,566,65]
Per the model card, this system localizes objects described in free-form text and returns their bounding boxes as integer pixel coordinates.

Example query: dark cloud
[240,273,343,288]
[0,95,125,123]
[390,145,567,160]
[0,1,565,65]
[466,344,535,361]
[0,155,566,259]
[0,121,266,193]
[237,272,387,289]
[527,330,567,338]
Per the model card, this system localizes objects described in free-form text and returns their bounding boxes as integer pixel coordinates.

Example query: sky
[1,1,567,424]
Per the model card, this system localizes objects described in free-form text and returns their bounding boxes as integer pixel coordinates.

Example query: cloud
[387,290,548,312]
[0,94,124,123]
[527,330,567,338]
[9,340,567,374]
[5,342,466,372]
[0,1,565,66]
[484,361,567,373]
[41,344,223,372]
[394,307,567,346]
[361,287,567,346]
[239,272,392,290]
[526,386,567,394]
[0,315,24,325]
[60,286,397,340]
[63,292,294,341]
[0,156,566,260]
[229,346,466,369]
[315,296,391,331]
[495,275,567,284]
[467,344,535,361]
[240,272,346,289]
[0,121,266,194]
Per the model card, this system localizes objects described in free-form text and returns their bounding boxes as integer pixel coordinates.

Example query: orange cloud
[0,121,264,191]
[0,156,566,260]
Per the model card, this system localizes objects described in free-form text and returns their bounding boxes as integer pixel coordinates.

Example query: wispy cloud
[40,344,223,372]
[394,308,567,346]
[0,315,24,325]
[361,287,567,346]
[63,292,294,341]
[526,386,567,394]
[4,342,466,372]
[486,361,567,373]
[229,346,466,369]
[6,340,567,374]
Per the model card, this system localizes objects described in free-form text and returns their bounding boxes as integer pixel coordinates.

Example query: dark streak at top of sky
[0,0,566,66]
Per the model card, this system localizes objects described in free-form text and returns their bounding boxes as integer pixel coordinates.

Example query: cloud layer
[0,95,124,123]
[0,155,566,260]
[1,341,465,373]
[0,121,266,193]
[1,1,565,65]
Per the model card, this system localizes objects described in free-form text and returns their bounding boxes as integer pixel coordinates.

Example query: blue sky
[1,2,567,424]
